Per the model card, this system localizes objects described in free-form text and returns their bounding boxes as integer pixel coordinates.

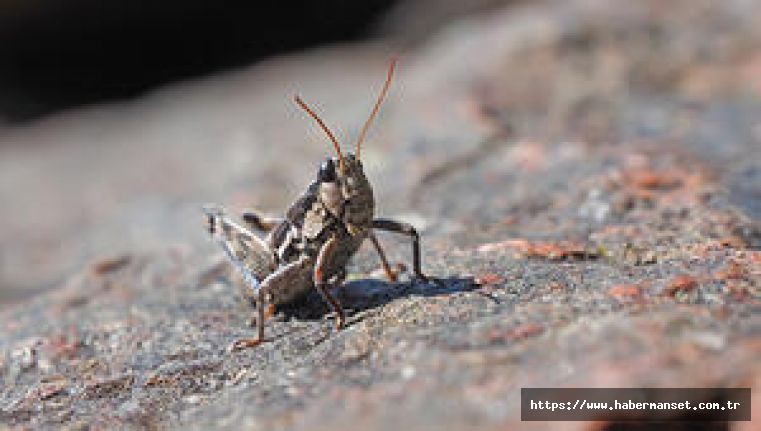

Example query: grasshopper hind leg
[228,256,313,351]
[229,284,269,351]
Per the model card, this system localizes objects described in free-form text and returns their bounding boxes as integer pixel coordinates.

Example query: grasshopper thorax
[318,153,374,237]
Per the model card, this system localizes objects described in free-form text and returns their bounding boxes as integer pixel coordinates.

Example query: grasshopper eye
[318,159,337,182]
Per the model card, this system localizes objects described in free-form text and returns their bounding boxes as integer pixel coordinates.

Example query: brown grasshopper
[204,59,437,350]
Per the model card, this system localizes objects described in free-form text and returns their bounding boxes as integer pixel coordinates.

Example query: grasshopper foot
[386,262,410,283]
[327,311,346,330]
[228,337,269,352]
[386,269,399,283]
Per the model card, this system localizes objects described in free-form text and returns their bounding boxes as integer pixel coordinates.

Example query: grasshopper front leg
[313,237,347,330]
[372,218,437,283]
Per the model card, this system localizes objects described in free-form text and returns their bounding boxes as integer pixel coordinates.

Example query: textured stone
[1,0,760,429]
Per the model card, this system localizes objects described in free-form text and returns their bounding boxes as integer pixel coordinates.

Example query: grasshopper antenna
[294,94,346,168]
[354,57,397,159]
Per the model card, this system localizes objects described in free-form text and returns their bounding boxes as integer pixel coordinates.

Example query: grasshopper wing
[226,229,277,293]
[205,205,277,293]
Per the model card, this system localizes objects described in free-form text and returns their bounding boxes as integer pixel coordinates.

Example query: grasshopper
[204,59,438,350]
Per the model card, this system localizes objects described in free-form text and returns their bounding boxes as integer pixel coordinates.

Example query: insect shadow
[275,276,481,323]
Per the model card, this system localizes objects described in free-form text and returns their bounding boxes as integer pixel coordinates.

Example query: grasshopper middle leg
[314,237,346,330]
[372,218,435,283]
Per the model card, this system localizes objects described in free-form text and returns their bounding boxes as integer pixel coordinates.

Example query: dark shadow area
[276,276,477,321]
[0,0,398,122]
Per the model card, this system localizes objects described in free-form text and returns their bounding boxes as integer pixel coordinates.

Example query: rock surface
[1,0,759,429]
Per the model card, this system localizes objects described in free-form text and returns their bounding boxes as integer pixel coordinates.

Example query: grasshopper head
[317,154,368,198]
